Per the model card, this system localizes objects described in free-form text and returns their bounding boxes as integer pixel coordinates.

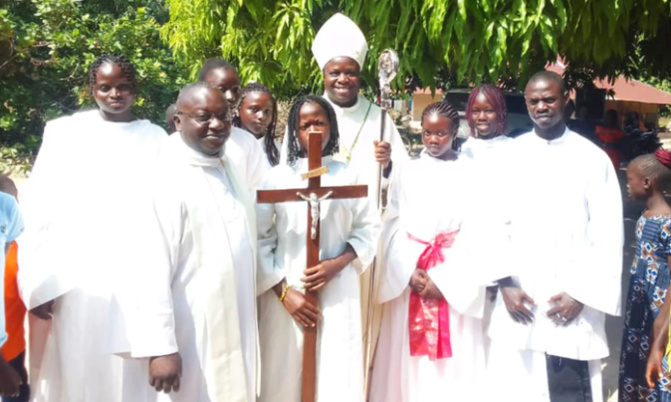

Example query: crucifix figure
[257,131,368,402]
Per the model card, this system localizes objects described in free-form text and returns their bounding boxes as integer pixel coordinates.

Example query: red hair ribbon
[406,230,459,361]
[655,148,671,168]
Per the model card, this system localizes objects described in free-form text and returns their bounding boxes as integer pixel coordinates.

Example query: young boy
[0,175,24,399]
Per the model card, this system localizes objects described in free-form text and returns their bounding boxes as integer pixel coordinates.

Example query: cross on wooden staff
[257,131,368,402]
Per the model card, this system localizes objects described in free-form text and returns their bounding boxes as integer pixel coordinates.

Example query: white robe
[17,110,167,402]
[486,129,624,402]
[111,133,258,402]
[226,126,269,190]
[256,156,380,402]
[280,95,409,206]
[369,153,495,402]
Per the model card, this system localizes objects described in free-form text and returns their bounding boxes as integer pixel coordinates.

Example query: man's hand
[0,356,21,397]
[409,269,427,293]
[419,278,443,300]
[546,292,584,326]
[282,288,321,328]
[647,346,665,388]
[374,140,391,169]
[500,286,536,325]
[30,300,55,320]
[149,353,182,393]
[302,259,343,292]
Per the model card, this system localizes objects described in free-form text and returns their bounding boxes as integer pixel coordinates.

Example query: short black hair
[286,95,339,166]
[526,71,567,94]
[89,55,137,93]
[198,59,237,81]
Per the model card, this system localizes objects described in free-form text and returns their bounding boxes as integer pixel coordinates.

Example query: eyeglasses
[177,111,232,125]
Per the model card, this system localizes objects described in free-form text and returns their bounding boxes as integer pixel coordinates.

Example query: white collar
[322,93,369,117]
[529,126,571,145]
[168,132,226,168]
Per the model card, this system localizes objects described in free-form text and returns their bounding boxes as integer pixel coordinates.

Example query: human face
[92,62,134,122]
[626,163,649,201]
[175,87,232,156]
[422,114,455,160]
[323,57,361,108]
[203,67,242,108]
[239,91,274,137]
[525,78,569,134]
[296,102,331,153]
[470,92,499,138]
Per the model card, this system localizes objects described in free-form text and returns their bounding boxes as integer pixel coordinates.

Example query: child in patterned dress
[621,149,671,401]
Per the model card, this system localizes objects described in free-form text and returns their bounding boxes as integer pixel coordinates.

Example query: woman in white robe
[17,56,167,402]
[256,96,379,402]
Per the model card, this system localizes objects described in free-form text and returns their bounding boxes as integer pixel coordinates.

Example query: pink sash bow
[407,230,459,360]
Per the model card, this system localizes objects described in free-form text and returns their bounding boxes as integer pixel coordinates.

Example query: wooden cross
[257,131,368,402]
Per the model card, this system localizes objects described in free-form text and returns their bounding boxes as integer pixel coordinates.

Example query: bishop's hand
[374,140,391,169]
[149,353,182,393]
[282,288,321,328]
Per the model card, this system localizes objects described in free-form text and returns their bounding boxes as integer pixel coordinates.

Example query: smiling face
[421,113,455,159]
[175,87,232,156]
[323,57,361,108]
[470,91,499,138]
[525,78,569,134]
[296,102,331,153]
[92,62,134,122]
[239,91,274,137]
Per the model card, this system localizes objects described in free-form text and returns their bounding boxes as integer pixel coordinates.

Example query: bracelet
[278,284,290,303]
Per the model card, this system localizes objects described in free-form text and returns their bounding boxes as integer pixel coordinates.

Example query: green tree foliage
[0,0,186,152]
[162,0,671,95]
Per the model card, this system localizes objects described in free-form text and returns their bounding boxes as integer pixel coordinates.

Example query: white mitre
[311,13,368,70]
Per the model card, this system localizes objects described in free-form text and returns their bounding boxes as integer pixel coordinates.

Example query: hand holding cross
[257,131,368,402]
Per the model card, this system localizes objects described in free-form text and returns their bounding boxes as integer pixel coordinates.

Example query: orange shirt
[1,241,26,361]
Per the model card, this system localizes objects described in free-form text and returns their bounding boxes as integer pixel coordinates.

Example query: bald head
[0,175,18,199]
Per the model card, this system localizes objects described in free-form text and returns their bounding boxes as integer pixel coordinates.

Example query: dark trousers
[546,354,592,402]
[2,351,29,402]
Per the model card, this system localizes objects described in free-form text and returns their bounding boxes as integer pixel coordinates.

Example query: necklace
[340,102,373,163]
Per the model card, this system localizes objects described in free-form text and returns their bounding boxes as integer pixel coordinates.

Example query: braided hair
[421,101,460,151]
[465,84,507,137]
[89,55,138,93]
[286,95,339,166]
[233,82,279,166]
[631,148,671,190]
[198,59,236,81]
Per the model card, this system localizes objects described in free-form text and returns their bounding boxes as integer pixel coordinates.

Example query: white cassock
[226,126,269,190]
[16,109,167,402]
[110,132,258,402]
[256,156,380,402]
[369,152,504,402]
[487,129,623,402]
[460,135,516,356]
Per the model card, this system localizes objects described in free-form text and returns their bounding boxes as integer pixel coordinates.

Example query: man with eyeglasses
[198,58,268,192]
[112,82,258,402]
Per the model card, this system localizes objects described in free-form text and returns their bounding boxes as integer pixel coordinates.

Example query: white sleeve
[110,178,180,358]
[246,132,270,190]
[255,172,286,295]
[561,155,624,316]
[347,192,381,275]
